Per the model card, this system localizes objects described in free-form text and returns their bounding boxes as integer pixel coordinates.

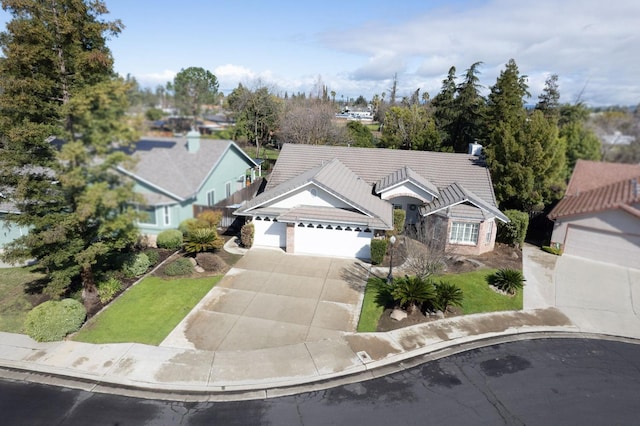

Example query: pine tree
[451,62,485,153]
[0,0,140,311]
[431,66,458,150]
[535,74,560,122]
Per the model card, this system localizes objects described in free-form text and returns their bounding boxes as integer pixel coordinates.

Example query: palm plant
[487,268,525,295]
[183,227,223,254]
[391,275,436,314]
[434,281,464,313]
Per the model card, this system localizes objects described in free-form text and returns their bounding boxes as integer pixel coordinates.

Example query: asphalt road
[2,338,640,425]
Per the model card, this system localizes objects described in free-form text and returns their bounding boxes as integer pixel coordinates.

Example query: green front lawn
[0,266,46,333]
[73,276,219,345]
[357,269,523,332]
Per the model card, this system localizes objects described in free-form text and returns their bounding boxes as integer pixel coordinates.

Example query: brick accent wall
[285,223,295,253]
[445,219,495,256]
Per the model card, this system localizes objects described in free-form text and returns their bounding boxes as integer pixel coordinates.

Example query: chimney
[186,128,201,153]
[468,142,483,156]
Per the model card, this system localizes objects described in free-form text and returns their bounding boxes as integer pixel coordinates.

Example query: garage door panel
[253,220,286,248]
[294,226,372,259]
[565,227,640,269]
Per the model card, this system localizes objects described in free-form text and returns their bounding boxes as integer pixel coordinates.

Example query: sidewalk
[0,244,638,401]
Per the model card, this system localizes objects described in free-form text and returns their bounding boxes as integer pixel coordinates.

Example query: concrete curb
[2,326,638,402]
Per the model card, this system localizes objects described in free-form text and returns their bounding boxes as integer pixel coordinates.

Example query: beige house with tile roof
[235,144,508,260]
[548,160,640,269]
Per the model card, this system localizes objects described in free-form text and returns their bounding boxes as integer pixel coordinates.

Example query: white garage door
[294,225,372,259]
[565,227,640,269]
[252,219,286,248]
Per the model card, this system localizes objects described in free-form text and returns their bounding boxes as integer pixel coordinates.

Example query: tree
[450,62,485,153]
[171,66,219,124]
[559,104,601,174]
[484,60,567,212]
[380,105,442,151]
[345,121,374,147]
[227,83,281,157]
[0,1,140,311]
[535,74,560,122]
[431,66,458,150]
[279,99,341,145]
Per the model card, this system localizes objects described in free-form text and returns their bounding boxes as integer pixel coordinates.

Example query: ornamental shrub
[24,299,86,342]
[164,258,194,276]
[156,229,183,250]
[487,268,526,295]
[97,277,123,304]
[433,281,464,313]
[240,222,254,248]
[184,227,224,254]
[122,252,150,278]
[497,210,529,247]
[393,209,406,235]
[370,238,388,265]
[195,252,228,273]
[143,249,160,266]
[391,275,436,314]
[197,210,222,227]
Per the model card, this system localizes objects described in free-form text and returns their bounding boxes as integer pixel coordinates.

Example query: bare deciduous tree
[402,217,448,279]
[278,99,344,145]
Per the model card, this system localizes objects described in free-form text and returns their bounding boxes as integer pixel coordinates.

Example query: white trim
[225,181,232,198]
[163,205,171,226]
[207,189,216,206]
[449,221,479,245]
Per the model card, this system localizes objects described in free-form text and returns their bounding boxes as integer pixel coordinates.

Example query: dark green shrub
[143,249,160,266]
[433,281,464,312]
[542,245,563,256]
[122,252,150,278]
[370,238,388,265]
[24,299,86,342]
[97,277,123,304]
[393,209,406,235]
[195,252,228,273]
[156,229,183,250]
[487,268,526,295]
[164,258,194,276]
[184,227,224,254]
[391,275,436,313]
[497,210,529,247]
[240,222,254,248]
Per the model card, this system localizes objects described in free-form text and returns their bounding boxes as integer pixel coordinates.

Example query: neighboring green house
[116,131,259,242]
[0,199,27,252]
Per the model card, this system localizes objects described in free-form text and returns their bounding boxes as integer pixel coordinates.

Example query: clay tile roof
[549,174,640,219]
[566,160,640,196]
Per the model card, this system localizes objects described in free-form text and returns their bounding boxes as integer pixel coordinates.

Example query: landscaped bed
[73,275,220,345]
[357,269,523,332]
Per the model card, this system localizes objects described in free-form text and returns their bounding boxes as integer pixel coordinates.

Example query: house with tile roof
[116,131,260,241]
[548,160,640,269]
[234,144,508,260]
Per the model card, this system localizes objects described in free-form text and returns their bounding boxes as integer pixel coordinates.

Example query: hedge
[497,210,529,247]
[370,238,388,265]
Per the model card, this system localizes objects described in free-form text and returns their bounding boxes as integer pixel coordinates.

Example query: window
[138,206,157,225]
[226,181,232,198]
[485,222,493,243]
[449,222,479,244]
[207,189,216,206]
[163,206,171,226]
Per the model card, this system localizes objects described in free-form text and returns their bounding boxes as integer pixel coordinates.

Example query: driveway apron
[160,249,370,351]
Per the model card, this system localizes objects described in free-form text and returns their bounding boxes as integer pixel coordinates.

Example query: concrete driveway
[161,249,370,351]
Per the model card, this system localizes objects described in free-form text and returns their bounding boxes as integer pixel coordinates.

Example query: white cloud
[135,70,177,88]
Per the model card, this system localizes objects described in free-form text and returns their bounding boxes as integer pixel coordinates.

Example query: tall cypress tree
[0,0,140,311]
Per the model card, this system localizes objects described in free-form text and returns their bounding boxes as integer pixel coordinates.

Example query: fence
[193,177,266,230]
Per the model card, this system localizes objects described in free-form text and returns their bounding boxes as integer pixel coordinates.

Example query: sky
[1,0,639,106]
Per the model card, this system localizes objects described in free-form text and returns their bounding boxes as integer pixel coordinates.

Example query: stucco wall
[550,208,640,248]
[270,185,352,209]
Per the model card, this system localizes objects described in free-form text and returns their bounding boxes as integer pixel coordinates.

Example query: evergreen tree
[559,103,601,174]
[431,66,458,150]
[484,60,565,212]
[451,62,485,153]
[0,0,140,311]
[172,66,219,122]
[535,74,560,122]
[380,105,442,151]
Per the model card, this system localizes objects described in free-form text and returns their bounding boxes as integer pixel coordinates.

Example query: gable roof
[420,182,509,222]
[549,175,640,219]
[566,160,640,196]
[117,137,257,203]
[375,166,439,196]
[236,158,393,228]
[267,144,499,207]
